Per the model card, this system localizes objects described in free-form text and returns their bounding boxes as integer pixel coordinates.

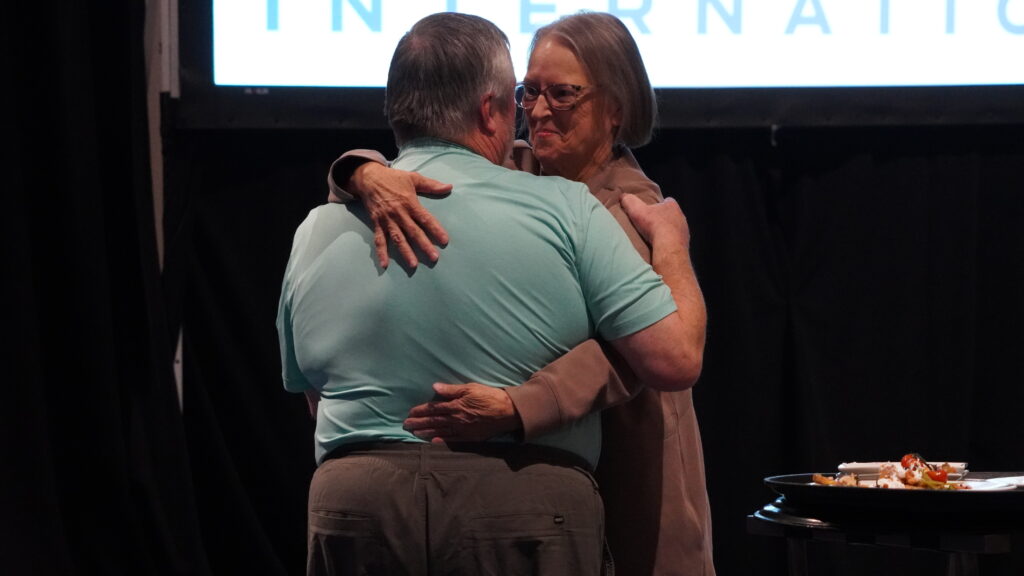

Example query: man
[277,12,695,576]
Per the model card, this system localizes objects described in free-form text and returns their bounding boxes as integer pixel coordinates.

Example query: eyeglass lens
[516,84,582,110]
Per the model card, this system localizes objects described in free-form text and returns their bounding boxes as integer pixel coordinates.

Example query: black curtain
[637,125,1024,575]
[5,1,207,575]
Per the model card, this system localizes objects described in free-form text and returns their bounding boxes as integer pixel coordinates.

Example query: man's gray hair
[386,13,513,145]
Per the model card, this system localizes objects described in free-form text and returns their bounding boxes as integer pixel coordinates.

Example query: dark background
[7,1,1023,575]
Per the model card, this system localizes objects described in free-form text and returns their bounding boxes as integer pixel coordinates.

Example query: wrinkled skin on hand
[350,162,452,269]
[404,382,521,442]
[619,194,691,249]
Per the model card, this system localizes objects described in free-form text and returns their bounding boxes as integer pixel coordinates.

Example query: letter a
[786,0,831,34]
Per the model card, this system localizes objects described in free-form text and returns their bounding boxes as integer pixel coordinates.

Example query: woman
[331,12,713,576]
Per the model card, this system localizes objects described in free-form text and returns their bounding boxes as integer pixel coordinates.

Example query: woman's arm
[327,150,452,268]
[327,140,543,268]
[327,149,391,202]
[506,339,641,439]
[403,339,640,441]
[619,194,706,387]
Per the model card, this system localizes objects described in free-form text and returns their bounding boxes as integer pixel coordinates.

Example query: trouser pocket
[458,511,597,575]
[307,511,399,576]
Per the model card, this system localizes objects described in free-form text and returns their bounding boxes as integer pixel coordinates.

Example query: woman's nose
[530,94,553,119]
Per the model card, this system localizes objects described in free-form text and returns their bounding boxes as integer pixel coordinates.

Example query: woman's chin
[531,142,558,159]
[532,151,562,175]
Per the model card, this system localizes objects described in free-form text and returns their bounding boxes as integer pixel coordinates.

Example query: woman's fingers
[375,216,417,269]
[621,194,688,245]
[370,190,450,269]
[410,173,453,197]
[406,400,459,420]
[395,206,440,263]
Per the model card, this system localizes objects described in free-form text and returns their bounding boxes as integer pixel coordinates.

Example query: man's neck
[457,132,508,166]
[400,132,509,167]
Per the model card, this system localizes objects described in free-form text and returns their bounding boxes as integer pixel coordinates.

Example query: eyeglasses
[515,82,594,111]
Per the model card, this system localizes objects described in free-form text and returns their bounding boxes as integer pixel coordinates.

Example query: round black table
[747,472,1024,576]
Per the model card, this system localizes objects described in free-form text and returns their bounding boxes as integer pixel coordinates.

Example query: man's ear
[478,92,499,136]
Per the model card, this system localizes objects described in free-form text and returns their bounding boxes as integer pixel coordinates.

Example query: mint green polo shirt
[277,139,675,467]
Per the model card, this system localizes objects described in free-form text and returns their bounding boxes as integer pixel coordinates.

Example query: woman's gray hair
[531,11,657,149]
[386,13,514,145]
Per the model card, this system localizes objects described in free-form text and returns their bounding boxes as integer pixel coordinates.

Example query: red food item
[900,453,921,468]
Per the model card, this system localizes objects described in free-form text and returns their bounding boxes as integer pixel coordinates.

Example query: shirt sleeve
[574,192,677,340]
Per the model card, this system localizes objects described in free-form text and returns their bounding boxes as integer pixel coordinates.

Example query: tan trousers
[307,442,606,576]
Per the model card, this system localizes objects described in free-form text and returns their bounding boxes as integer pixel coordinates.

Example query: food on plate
[838,459,967,477]
[814,453,970,490]
[812,473,857,486]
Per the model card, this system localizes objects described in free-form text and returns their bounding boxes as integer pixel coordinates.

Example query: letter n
[699,0,742,34]
[332,0,383,32]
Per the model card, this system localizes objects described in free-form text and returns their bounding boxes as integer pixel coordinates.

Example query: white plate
[838,461,968,477]
[984,476,1024,487]
[813,479,1014,491]
[961,480,1017,491]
